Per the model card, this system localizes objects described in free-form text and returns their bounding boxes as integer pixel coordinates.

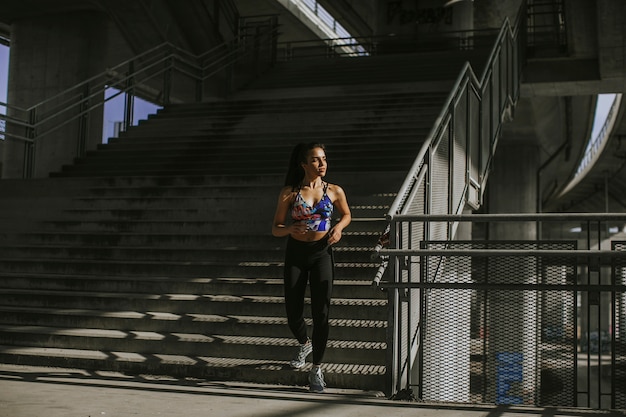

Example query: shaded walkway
[0,364,624,417]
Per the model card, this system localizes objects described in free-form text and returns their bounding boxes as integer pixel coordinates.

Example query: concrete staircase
[0,52,457,393]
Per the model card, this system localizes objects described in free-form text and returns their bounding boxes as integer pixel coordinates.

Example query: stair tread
[0,324,386,349]
[0,273,381,287]
[0,288,386,304]
[0,306,386,327]
[0,345,386,375]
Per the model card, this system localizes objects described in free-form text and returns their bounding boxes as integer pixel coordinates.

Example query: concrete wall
[1,11,137,179]
[3,12,106,178]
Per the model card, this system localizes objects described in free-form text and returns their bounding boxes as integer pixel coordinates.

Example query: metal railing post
[164,56,173,105]
[123,61,135,132]
[77,83,89,158]
[23,108,37,178]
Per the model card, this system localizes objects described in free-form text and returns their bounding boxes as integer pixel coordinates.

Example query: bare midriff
[291,230,328,243]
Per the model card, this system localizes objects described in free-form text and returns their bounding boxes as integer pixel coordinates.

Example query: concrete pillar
[3,11,108,178]
[486,141,539,404]
[422,206,473,402]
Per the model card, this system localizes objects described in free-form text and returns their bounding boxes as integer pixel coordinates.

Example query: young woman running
[271,142,351,393]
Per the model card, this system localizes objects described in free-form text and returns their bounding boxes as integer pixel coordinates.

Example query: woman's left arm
[328,184,351,245]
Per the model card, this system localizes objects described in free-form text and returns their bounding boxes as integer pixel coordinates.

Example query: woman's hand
[327,227,343,245]
[290,222,309,235]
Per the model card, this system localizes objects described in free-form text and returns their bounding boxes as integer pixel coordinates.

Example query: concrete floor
[1,364,624,417]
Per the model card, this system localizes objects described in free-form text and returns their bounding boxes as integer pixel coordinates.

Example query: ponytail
[284,142,326,188]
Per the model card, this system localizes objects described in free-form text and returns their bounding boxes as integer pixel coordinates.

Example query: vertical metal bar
[271,16,278,65]
[448,97,455,217]
[604,173,609,213]
[418,239,426,399]
[573,254,579,407]
[594,218,600,408]
[124,61,135,132]
[77,83,89,157]
[386,219,399,395]
[610,256,616,409]
[586,219,592,407]
[163,56,173,105]
[595,218,602,408]
[24,108,36,178]
[478,85,485,206]
[465,80,472,208]
[406,222,412,391]
[534,251,542,405]
[22,142,33,178]
[482,239,489,402]
[396,220,404,393]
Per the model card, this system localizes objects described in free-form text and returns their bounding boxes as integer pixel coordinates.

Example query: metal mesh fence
[612,241,626,409]
[420,240,578,406]
[381,215,626,410]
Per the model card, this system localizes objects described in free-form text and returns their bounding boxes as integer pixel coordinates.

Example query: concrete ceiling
[508,0,626,213]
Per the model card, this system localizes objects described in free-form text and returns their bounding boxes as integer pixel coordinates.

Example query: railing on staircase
[275,28,500,60]
[373,5,525,399]
[0,15,279,178]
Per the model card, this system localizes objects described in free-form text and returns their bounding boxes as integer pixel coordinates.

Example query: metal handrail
[389,213,626,221]
[376,3,525,398]
[374,10,523,278]
[381,248,626,258]
[276,28,501,59]
[0,44,204,144]
[0,18,280,175]
[378,211,626,292]
[389,25,520,221]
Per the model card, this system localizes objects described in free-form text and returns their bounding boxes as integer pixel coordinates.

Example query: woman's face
[301,147,327,178]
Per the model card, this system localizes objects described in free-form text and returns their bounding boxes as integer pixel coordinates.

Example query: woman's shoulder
[278,185,298,199]
[326,182,346,196]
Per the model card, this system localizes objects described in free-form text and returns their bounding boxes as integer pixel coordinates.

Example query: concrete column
[486,141,539,404]
[3,11,108,178]
[422,206,473,402]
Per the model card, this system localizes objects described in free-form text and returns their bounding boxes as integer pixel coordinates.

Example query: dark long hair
[284,142,326,188]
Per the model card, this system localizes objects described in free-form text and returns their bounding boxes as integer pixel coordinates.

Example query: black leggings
[283,236,334,365]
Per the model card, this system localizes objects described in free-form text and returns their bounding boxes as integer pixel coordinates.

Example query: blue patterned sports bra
[291,182,334,232]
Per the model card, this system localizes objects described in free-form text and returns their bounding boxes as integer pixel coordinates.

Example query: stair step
[0,289,388,320]
[0,306,386,341]
[54,162,417,176]
[12,231,383,247]
[151,91,447,112]
[0,324,386,365]
[0,245,375,264]
[0,273,385,298]
[94,135,430,152]
[0,345,386,390]
[0,260,379,278]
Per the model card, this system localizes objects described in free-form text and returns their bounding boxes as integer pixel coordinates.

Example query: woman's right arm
[272,187,294,237]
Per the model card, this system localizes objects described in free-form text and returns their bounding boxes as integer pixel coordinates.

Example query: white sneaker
[290,340,312,369]
[309,366,326,393]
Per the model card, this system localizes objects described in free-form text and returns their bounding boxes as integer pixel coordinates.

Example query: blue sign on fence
[496,352,524,404]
